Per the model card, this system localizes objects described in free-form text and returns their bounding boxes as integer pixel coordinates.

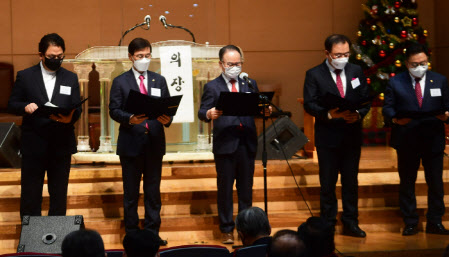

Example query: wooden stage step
[0,146,449,255]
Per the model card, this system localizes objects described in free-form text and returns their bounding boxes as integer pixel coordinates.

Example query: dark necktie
[335,69,345,98]
[415,77,422,108]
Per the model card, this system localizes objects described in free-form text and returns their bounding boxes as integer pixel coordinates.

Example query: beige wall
[0,0,442,127]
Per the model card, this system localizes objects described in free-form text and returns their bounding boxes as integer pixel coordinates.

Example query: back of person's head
[269,229,305,257]
[39,33,66,54]
[123,229,160,257]
[61,229,105,257]
[297,217,335,257]
[236,207,271,241]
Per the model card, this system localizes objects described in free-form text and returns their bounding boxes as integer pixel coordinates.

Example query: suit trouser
[120,150,163,234]
[316,145,361,226]
[214,143,255,233]
[397,148,445,226]
[20,154,71,217]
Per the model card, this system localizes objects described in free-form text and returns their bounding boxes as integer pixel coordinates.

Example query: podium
[65,40,223,154]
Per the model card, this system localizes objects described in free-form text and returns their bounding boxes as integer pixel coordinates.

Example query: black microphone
[144,15,151,29]
[159,15,168,29]
[239,72,254,90]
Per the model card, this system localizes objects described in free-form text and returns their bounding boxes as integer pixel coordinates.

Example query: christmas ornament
[401,16,412,27]
[379,93,384,101]
[385,6,395,15]
[382,40,386,45]
[362,40,367,46]
[389,42,395,49]
[395,60,402,67]
[379,50,386,58]
[371,5,378,15]
[412,17,418,26]
[367,78,371,84]
[403,48,407,54]
[356,54,362,60]
[428,62,432,70]
[394,17,400,23]
[371,25,377,31]
[372,36,382,45]
[400,30,407,38]
[390,73,396,77]
[423,30,428,37]
[394,1,401,8]
[357,31,362,37]
[413,33,418,40]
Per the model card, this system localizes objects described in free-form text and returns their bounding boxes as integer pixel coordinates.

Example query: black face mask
[44,57,63,71]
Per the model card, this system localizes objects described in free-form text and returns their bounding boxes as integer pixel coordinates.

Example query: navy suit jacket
[198,75,258,155]
[8,64,81,156]
[109,69,172,157]
[383,70,449,152]
[303,61,371,148]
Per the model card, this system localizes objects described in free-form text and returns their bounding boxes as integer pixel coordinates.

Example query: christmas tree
[351,0,430,97]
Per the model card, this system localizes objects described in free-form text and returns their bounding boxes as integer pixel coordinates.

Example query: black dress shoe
[158,237,168,246]
[402,224,418,236]
[426,223,449,235]
[342,224,366,238]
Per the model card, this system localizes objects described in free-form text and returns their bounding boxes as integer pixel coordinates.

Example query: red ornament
[390,73,396,77]
[412,17,418,26]
[382,40,386,45]
[361,40,367,46]
[400,30,407,38]
[367,78,371,84]
[379,50,386,58]
[394,1,401,8]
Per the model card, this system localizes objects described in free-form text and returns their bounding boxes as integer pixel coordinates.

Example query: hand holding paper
[50,109,75,124]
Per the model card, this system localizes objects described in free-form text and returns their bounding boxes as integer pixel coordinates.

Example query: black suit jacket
[8,64,81,156]
[198,75,258,155]
[109,69,172,157]
[383,71,449,152]
[303,61,371,148]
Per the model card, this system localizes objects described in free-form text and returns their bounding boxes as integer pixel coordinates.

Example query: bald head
[269,230,305,257]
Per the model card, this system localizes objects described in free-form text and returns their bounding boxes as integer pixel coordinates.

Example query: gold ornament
[356,54,362,60]
[423,30,428,37]
[428,62,432,70]
[403,48,407,54]
[371,25,377,31]
[395,60,402,67]
[389,42,395,49]
[401,16,412,27]
[413,33,418,40]
[357,31,362,37]
[394,17,400,23]
[379,93,384,101]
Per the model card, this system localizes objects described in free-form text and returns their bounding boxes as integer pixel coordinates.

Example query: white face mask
[133,58,151,72]
[330,56,349,70]
[409,65,428,78]
[223,65,242,80]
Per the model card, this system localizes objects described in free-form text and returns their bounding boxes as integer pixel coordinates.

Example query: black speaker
[17,215,84,254]
[256,116,309,160]
[0,122,21,168]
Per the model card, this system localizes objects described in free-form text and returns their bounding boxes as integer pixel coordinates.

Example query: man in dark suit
[303,34,371,237]
[383,43,449,236]
[8,33,81,217]
[109,38,171,245]
[198,45,259,244]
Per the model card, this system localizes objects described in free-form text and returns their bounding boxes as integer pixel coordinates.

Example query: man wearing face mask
[303,34,371,237]
[383,43,449,236]
[198,45,259,244]
[109,38,172,245]
[8,33,81,217]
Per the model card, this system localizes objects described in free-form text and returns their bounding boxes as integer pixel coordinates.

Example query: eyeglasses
[409,62,428,68]
[134,54,152,60]
[330,52,351,59]
[45,54,65,60]
[222,62,243,68]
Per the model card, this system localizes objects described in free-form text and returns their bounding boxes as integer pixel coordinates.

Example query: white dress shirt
[222,73,240,92]
[410,73,426,98]
[40,61,56,101]
[132,67,148,92]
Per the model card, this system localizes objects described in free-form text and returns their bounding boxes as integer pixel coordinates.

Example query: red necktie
[230,79,238,92]
[415,77,422,108]
[138,75,149,130]
[335,69,345,98]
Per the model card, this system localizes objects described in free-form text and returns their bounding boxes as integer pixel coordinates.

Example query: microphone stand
[165,24,196,43]
[118,22,149,46]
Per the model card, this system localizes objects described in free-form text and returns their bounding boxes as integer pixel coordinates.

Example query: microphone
[144,15,151,29]
[159,15,168,29]
[239,72,254,89]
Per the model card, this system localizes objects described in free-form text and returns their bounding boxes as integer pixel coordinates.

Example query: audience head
[297,217,335,257]
[268,229,305,257]
[61,229,105,257]
[123,229,160,257]
[235,207,271,246]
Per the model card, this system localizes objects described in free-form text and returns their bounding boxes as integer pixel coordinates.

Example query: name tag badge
[430,88,442,97]
[151,88,161,97]
[60,85,71,95]
[351,78,361,89]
